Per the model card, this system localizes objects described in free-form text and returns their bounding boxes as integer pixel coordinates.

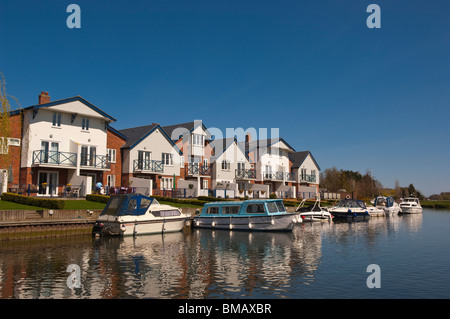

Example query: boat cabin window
[275,201,286,212]
[222,205,240,214]
[123,196,152,216]
[206,206,220,214]
[266,202,278,213]
[152,210,181,217]
[246,203,266,214]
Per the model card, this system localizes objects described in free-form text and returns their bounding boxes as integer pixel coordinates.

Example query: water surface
[1,208,449,299]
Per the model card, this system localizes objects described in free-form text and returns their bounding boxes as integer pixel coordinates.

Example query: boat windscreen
[275,201,286,212]
[100,196,126,217]
[336,200,366,209]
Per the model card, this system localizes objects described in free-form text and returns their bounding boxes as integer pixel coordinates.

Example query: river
[1,208,449,299]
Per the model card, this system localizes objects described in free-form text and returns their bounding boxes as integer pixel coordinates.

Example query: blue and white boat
[92,193,189,236]
[374,195,400,215]
[193,199,301,231]
[328,199,370,219]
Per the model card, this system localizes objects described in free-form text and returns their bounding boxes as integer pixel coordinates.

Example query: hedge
[1,192,65,209]
[86,194,111,204]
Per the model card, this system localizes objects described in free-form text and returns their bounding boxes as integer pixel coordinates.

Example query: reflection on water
[0,211,446,299]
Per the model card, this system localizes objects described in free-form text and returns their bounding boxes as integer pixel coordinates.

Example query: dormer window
[82,118,90,131]
[52,112,61,127]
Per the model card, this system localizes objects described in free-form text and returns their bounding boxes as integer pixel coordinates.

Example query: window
[107,175,115,187]
[207,206,220,214]
[82,118,90,131]
[223,206,240,214]
[107,149,116,163]
[162,153,173,165]
[266,202,278,213]
[221,160,230,170]
[161,177,173,190]
[246,204,266,214]
[52,112,61,127]
[275,201,286,212]
[203,179,208,190]
[193,134,204,146]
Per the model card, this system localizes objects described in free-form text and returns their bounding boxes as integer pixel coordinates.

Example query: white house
[290,151,320,199]
[19,93,118,196]
[119,123,183,195]
[243,136,296,198]
[209,137,260,198]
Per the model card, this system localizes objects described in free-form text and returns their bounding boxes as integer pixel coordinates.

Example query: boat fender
[120,224,126,232]
[248,222,253,229]
[271,219,275,225]
[212,221,216,227]
[229,224,233,230]
[195,220,200,227]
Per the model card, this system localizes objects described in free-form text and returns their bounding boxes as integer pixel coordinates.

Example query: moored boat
[296,199,333,222]
[374,195,400,215]
[92,193,189,236]
[193,199,300,231]
[399,197,423,214]
[328,199,370,219]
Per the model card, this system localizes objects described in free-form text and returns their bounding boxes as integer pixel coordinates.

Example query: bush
[1,193,65,209]
[86,194,111,204]
[269,194,277,199]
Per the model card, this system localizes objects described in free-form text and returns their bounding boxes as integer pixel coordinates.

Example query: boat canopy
[374,196,394,208]
[335,199,367,209]
[100,194,156,217]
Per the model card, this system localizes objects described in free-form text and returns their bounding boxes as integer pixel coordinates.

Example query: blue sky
[1,0,449,195]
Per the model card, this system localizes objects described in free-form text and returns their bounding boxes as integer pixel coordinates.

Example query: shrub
[1,193,65,209]
[86,194,111,204]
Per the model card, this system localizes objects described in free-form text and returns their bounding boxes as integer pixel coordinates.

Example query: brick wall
[0,113,23,187]
[104,127,126,187]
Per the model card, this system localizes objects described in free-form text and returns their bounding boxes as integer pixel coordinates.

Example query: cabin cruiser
[374,196,401,215]
[193,199,300,231]
[92,194,189,236]
[296,199,333,222]
[399,197,423,214]
[328,199,370,219]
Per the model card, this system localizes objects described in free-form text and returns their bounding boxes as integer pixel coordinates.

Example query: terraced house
[1,92,321,199]
[7,92,122,196]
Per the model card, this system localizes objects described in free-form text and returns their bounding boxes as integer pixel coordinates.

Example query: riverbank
[421,201,450,209]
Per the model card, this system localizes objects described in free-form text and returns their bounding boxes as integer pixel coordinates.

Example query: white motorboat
[92,193,189,236]
[296,199,333,222]
[374,196,401,215]
[328,199,370,219]
[399,197,423,214]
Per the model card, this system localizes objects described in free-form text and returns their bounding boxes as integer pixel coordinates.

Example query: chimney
[245,132,251,143]
[38,91,50,104]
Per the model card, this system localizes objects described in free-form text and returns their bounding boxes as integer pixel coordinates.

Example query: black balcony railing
[32,150,77,167]
[235,169,256,179]
[133,159,164,173]
[185,163,212,176]
[80,154,110,169]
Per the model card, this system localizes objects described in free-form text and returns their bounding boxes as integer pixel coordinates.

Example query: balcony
[80,154,110,169]
[133,159,164,173]
[185,163,212,176]
[32,150,77,167]
[300,174,317,183]
[235,169,256,180]
[262,171,296,181]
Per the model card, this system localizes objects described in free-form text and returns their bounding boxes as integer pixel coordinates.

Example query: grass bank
[421,201,450,209]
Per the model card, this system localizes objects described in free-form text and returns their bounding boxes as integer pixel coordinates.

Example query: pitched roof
[118,124,158,149]
[162,121,209,142]
[210,137,249,161]
[290,151,321,170]
[13,96,117,122]
[243,137,296,153]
